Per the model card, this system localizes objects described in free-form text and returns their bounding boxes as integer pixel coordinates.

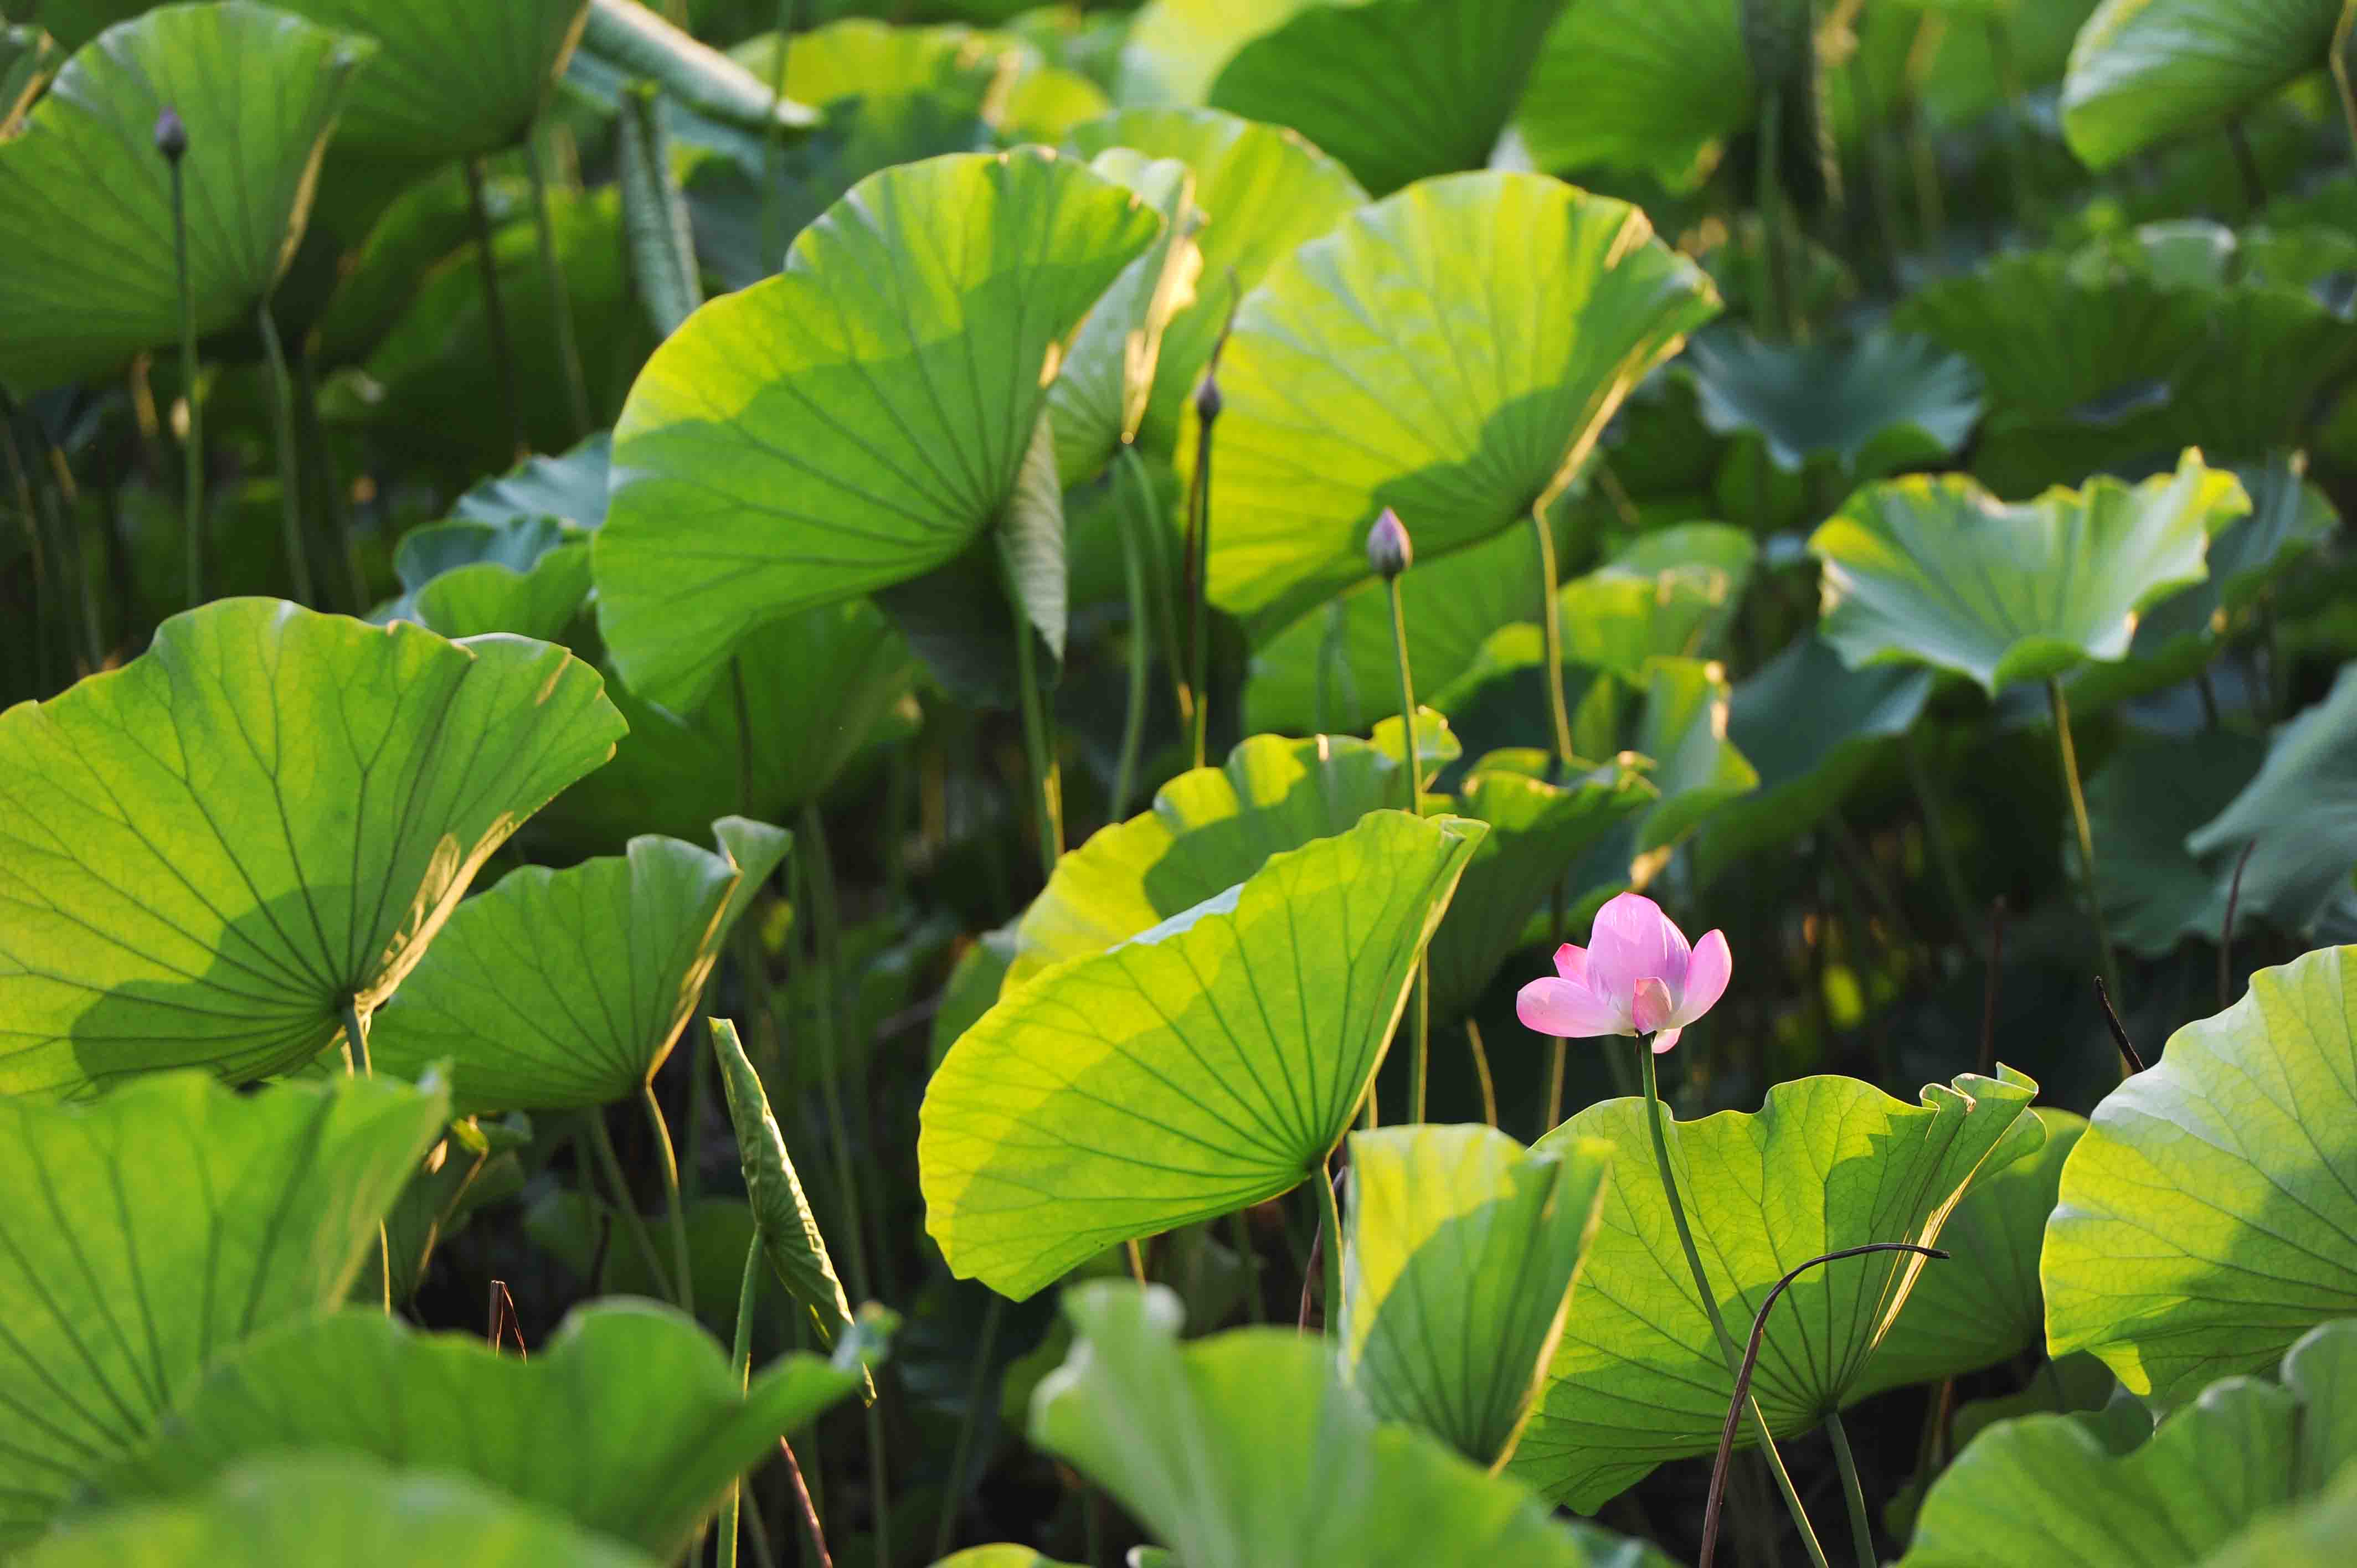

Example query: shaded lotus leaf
[1205,0,1570,197]
[2186,667,2357,935]
[710,1018,856,1346]
[2198,1464,2357,1568]
[1343,1125,1614,1469]
[370,819,789,1114]
[1210,171,1719,632]
[1554,524,1757,679]
[1811,452,2251,694]
[1031,1281,1672,1567]
[1510,1069,2044,1509]
[0,599,623,1097]
[25,1456,655,1568]
[86,1301,883,1565]
[2060,0,2343,172]
[0,3,369,393]
[1695,635,1935,881]
[595,148,1160,710]
[922,812,1485,1299]
[2084,730,2269,957]
[377,515,591,642]
[930,924,1021,1067]
[0,1071,449,1548]
[579,0,813,134]
[1856,1110,2090,1398]
[1681,325,1984,474]
[1900,1320,2357,1566]
[282,0,589,162]
[1064,107,1368,457]
[455,432,613,529]
[1514,0,1751,190]
[2045,945,2357,1407]
[357,1116,529,1307]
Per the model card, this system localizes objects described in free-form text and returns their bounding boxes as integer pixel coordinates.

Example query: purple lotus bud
[1194,368,1222,427]
[154,108,188,162]
[1365,507,1413,579]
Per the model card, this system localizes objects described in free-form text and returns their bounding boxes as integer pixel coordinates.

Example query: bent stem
[462,158,525,460]
[640,1081,697,1317]
[1385,572,1434,1123]
[168,153,204,607]
[722,1235,760,1568]
[254,300,315,606]
[2045,678,2122,1005]
[525,126,593,441]
[1640,1040,1830,1568]
[1110,441,1156,819]
[1530,507,1575,770]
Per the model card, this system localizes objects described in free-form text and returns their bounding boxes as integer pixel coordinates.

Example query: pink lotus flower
[1516,891,1731,1053]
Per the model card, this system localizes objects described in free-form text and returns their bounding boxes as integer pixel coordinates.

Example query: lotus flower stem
[162,121,203,608]
[932,1292,1006,1559]
[1530,506,1576,770]
[1466,1019,1499,1128]
[1378,543,1435,1123]
[525,126,593,442]
[1110,441,1157,819]
[2044,678,2123,1010]
[582,1108,673,1297]
[1824,1409,1877,1568]
[462,158,526,461]
[722,1234,760,1568]
[1697,1241,1947,1568]
[640,1081,697,1317]
[253,300,316,605]
[1314,1152,1344,1338]
[1640,1040,1830,1568]
[1185,376,1220,770]
[1007,580,1064,879]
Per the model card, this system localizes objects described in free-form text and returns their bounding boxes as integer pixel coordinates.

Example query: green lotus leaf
[1031,1281,1669,1567]
[1681,325,1985,474]
[1510,1068,2044,1509]
[1557,524,1758,680]
[1205,0,1569,197]
[25,1455,657,1568]
[2186,667,2357,935]
[1047,153,1202,486]
[922,811,1485,1299]
[934,1551,1082,1568]
[2199,1464,2357,1568]
[358,1116,528,1307]
[1695,635,1936,881]
[1064,107,1369,457]
[1811,452,2252,694]
[1857,1110,2091,1398]
[932,924,1021,1066]
[733,17,1017,115]
[1515,0,1751,189]
[369,818,789,1115]
[533,601,914,858]
[2085,730,2271,957]
[1114,0,1315,106]
[455,432,613,529]
[2045,945,2357,1407]
[595,148,1161,710]
[1900,1319,2357,1567]
[0,1070,449,1548]
[0,4,370,394]
[710,1018,856,1346]
[0,599,623,1098]
[377,515,592,642]
[580,0,812,134]
[86,1300,882,1564]
[1208,171,1719,633]
[1342,1125,1614,1469]
[2061,0,2343,172]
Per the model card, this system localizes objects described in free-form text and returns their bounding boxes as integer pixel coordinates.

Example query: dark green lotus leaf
[1064,107,1368,457]
[455,432,613,529]
[710,1018,856,1346]
[1514,0,1751,189]
[1900,1320,2357,1566]
[377,515,591,642]
[1343,1125,1614,1469]
[0,1070,449,1548]
[2061,0,2343,172]
[25,1456,656,1568]
[922,812,1485,1299]
[86,1301,882,1564]
[1681,325,1984,474]
[0,3,370,393]
[1205,0,1569,197]
[1031,1281,1671,1567]
[2082,730,2270,957]
[1695,635,1935,881]
[369,819,790,1114]
[1511,1069,2044,1509]
[2186,668,2357,934]
[1210,171,1719,633]
[0,600,624,1098]
[595,148,1160,710]
[2046,946,2357,1407]
[1811,452,2251,694]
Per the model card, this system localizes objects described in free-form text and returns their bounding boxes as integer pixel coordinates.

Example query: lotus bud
[1366,507,1413,580]
[1193,367,1222,427]
[154,108,188,163]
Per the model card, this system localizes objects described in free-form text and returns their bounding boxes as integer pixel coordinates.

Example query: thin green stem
[1543,1038,1568,1137]
[1824,1410,1877,1568]
[796,802,876,1301]
[640,1081,697,1318]
[1314,1157,1343,1339]
[1640,1040,1830,1568]
[1186,387,1219,771]
[525,126,593,441]
[253,300,315,606]
[933,1293,1006,1560]
[1110,442,1156,820]
[584,1110,671,1298]
[341,994,390,1314]
[2045,679,2122,1001]
[1007,579,1063,880]
[1530,508,1575,770]
[462,158,525,461]
[169,157,204,608]
[1383,572,1434,1123]
[1903,14,1948,257]
[1756,83,1794,339]
[722,1235,760,1568]
[763,0,797,267]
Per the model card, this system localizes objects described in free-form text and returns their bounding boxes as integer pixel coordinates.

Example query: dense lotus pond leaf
[4,3,2354,1564]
